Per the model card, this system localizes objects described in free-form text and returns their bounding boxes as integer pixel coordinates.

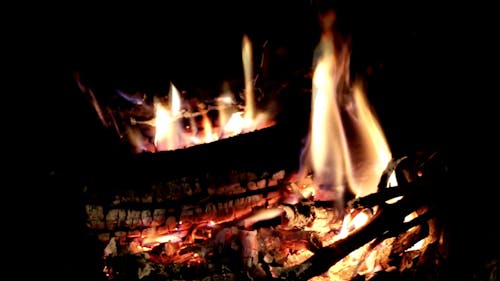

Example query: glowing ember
[141,231,186,246]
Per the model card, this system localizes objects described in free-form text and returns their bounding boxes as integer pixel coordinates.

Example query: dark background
[14,1,496,280]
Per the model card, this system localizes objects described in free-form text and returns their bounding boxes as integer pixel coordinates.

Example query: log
[83,120,307,191]
[84,168,286,232]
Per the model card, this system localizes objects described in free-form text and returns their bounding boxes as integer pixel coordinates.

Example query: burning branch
[270,181,437,281]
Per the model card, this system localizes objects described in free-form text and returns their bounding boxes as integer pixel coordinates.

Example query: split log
[84,122,306,190]
[84,169,286,234]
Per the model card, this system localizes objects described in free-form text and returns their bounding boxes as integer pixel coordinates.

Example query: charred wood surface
[84,122,306,191]
[84,169,287,236]
[81,122,306,235]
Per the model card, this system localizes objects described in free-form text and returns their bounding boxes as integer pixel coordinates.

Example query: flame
[154,83,184,151]
[223,112,247,136]
[131,35,274,152]
[404,212,426,251]
[338,209,371,239]
[150,80,274,152]
[141,231,186,248]
[302,11,392,205]
[346,84,392,196]
[285,14,397,278]
[309,30,353,204]
[242,34,255,120]
[198,103,218,143]
[217,82,236,132]
[98,11,435,281]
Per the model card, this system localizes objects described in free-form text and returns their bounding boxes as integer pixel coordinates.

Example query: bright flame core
[154,83,184,151]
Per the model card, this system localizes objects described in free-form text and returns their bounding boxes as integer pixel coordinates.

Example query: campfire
[79,8,455,281]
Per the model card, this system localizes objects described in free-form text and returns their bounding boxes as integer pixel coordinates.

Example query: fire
[98,10,438,281]
[75,36,276,153]
[285,11,399,279]
[300,10,392,204]
[130,35,274,152]
[154,83,184,151]
[242,34,256,121]
[337,209,371,239]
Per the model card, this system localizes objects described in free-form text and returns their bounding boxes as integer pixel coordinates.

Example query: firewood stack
[81,137,451,281]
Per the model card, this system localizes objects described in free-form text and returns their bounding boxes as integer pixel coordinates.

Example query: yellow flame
[308,15,353,204]
[142,232,184,246]
[242,35,255,120]
[150,80,273,151]
[121,36,275,153]
[154,83,184,151]
[338,209,371,239]
[304,11,391,202]
[345,84,392,197]
[217,82,235,131]
[310,50,352,198]
[404,212,426,250]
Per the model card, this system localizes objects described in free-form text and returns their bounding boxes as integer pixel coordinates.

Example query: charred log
[84,169,288,244]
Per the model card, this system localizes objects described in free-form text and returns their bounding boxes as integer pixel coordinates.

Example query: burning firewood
[95,150,448,281]
[268,181,439,281]
[85,168,288,246]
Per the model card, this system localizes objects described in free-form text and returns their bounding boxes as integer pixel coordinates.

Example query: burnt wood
[85,121,307,191]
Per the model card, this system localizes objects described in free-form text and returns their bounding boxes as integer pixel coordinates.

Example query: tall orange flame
[301,11,392,207]
[242,35,255,120]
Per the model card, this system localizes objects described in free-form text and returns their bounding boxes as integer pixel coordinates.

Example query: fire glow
[146,70,273,153]
[76,35,276,153]
[299,11,393,204]
[94,11,438,281]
